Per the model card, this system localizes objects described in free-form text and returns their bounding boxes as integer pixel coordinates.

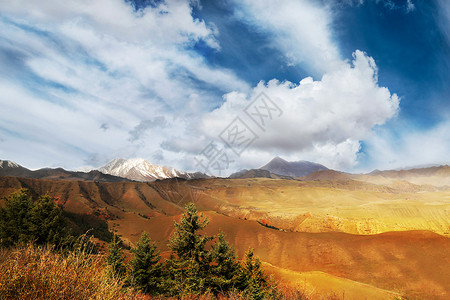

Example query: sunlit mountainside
[1,157,449,299]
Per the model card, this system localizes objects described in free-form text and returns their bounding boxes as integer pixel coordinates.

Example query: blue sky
[0,0,448,174]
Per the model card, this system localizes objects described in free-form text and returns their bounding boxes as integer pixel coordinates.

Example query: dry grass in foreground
[0,245,147,300]
[0,245,348,300]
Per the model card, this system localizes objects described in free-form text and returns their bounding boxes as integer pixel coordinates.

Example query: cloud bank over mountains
[0,0,447,173]
[192,50,399,170]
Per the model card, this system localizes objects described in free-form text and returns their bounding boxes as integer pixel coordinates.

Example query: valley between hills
[1,162,449,299]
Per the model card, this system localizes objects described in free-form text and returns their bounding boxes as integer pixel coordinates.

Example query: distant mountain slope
[303,169,352,181]
[0,159,128,182]
[229,169,294,180]
[369,165,450,177]
[358,165,450,187]
[98,158,208,182]
[259,156,328,177]
[0,160,31,177]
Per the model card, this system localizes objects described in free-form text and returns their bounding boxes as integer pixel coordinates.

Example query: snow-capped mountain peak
[0,160,20,169]
[98,158,207,182]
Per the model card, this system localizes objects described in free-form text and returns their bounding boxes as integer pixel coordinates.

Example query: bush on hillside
[64,211,114,243]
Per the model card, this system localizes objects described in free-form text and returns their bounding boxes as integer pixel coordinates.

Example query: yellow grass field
[263,264,402,300]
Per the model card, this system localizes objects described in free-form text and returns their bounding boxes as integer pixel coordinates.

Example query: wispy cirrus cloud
[437,0,450,45]
[0,0,248,169]
[231,0,342,75]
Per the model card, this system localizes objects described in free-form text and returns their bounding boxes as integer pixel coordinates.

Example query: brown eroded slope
[1,176,449,299]
[109,211,450,299]
[0,176,183,217]
[1,176,449,236]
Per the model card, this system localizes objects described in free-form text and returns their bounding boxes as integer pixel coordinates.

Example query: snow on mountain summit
[0,160,20,169]
[98,158,206,182]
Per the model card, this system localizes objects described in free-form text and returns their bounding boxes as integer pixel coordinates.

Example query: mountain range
[0,158,208,182]
[0,159,127,182]
[1,157,449,186]
[98,158,208,182]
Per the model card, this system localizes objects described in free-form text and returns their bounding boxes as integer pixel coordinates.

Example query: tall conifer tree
[239,248,276,300]
[130,232,162,294]
[210,231,240,294]
[166,203,214,295]
[106,234,126,279]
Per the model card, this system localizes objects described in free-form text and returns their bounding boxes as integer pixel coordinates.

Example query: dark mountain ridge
[259,156,329,177]
[0,159,129,182]
[228,168,295,180]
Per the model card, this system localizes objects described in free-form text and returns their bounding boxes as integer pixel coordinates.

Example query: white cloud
[170,50,399,171]
[2,0,438,174]
[1,0,248,109]
[232,0,342,75]
[0,0,249,169]
[0,0,216,47]
[363,120,450,171]
[374,0,417,13]
[406,0,416,13]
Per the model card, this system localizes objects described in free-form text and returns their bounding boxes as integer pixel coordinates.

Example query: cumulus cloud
[176,50,399,171]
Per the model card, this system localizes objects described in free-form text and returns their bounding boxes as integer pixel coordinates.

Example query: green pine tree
[166,202,214,295]
[0,189,34,247]
[0,190,72,248]
[130,232,162,294]
[210,231,241,295]
[29,194,69,246]
[106,234,126,279]
[239,248,276,300]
